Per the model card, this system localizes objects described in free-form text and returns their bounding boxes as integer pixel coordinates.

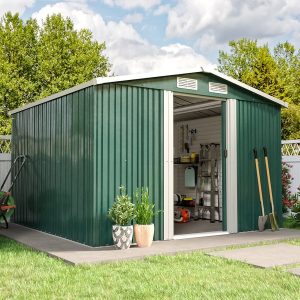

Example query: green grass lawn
[1,236,300,300]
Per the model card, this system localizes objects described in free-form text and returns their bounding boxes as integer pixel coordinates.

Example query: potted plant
[108,186,135,250]
[134,187,159,248]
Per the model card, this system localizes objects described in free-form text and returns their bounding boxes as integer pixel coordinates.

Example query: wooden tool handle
[264,155,274,213]
[253,149,265,216]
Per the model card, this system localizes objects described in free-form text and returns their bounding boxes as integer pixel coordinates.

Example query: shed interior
[173,94,223,236]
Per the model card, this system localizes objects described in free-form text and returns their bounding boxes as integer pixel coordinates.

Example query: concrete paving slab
[2,223,300,265]
[209,243,300,268]
[288,267,300,276]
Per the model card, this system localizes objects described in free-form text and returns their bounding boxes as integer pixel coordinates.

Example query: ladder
[196,143,221,222]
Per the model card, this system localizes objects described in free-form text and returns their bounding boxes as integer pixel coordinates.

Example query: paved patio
[288,267,300,276]
[1,223,300,265]
[208,243,300,268]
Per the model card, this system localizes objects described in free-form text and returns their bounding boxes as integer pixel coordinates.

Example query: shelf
[198,205,221,209]
[175,204,196,208]
[174,163,199,166]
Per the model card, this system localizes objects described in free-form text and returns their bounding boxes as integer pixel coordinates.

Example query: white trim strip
[173,231,229,240]
[174,92,224,101]
[281,139,300,144]
[9,67,287,115]
[163,90,174,240]
[95,68,203,85]
[174,101,221,115]
[226,99,238,233]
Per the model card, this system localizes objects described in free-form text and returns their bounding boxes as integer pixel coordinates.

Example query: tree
[0,13,38,134]
[0,13,110,134]
[218,39,300,139]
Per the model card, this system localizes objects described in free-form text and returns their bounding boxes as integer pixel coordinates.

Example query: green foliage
[134,187,159,225]
[282,162,293,212]
[284,190,300,229]
[0,12,110,134]
[108,186,135,226]
[281,103,300,139]
[218,39,300,139]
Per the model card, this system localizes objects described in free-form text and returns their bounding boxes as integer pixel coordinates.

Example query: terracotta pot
[112,225,133,250]
[134,224,154,247]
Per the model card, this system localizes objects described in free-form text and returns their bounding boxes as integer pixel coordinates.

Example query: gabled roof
[9,67,288,115]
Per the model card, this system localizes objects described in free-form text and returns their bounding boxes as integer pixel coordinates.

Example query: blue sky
[1,0,300,75]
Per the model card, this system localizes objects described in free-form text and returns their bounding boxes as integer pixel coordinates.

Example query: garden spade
[263,147,279,231]
[253,149,268,231]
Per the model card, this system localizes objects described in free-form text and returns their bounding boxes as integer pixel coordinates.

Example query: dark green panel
[12,87,95,245]
[94,84,164,246]
[237,101,282,231]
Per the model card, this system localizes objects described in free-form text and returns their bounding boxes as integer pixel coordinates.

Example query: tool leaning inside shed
[0,155,27,229]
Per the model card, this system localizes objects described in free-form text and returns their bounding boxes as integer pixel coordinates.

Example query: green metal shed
[9,68,287,247]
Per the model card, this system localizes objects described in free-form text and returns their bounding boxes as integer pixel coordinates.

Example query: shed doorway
[173,94,224,238]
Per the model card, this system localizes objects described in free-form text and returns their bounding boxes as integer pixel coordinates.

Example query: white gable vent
[209,82,228,94]
[177,77,198,90]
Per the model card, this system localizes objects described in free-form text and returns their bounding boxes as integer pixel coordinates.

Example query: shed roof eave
[9,67,288,115]
[8,78,98,115]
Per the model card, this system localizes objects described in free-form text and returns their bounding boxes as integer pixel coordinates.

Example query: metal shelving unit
[196,143,221,223]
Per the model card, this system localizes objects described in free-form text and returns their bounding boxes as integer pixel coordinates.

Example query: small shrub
[134,187,159,225]
[108,186,135,226]
[284,190,300,229]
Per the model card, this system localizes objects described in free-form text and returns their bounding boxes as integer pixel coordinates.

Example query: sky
[1,0,300,76]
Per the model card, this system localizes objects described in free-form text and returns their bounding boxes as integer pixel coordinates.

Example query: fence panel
[282,140,300,194]
[0,135,11,191]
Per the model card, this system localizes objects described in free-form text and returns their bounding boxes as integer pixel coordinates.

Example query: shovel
[253,149,268,231]
[263,147,279,231]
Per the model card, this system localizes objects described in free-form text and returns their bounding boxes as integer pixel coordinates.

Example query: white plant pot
[112,225,133,250]
[134,224,154,248]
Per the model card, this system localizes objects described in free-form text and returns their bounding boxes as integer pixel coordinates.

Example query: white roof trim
[9,67,287,115]
[95,67,203,85]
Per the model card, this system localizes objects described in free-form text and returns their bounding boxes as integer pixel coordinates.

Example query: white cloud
[166,0,300,50]
[153,4,170,16]
[103,0,160,10]
[0,0,35,17]
[123,13,144,24]
[112,43,213,75]
[32,1,212,75]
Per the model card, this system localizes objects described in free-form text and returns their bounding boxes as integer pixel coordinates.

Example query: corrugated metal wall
[237,100,282,231]
[93,84,164,246]
[12,87,95,245]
